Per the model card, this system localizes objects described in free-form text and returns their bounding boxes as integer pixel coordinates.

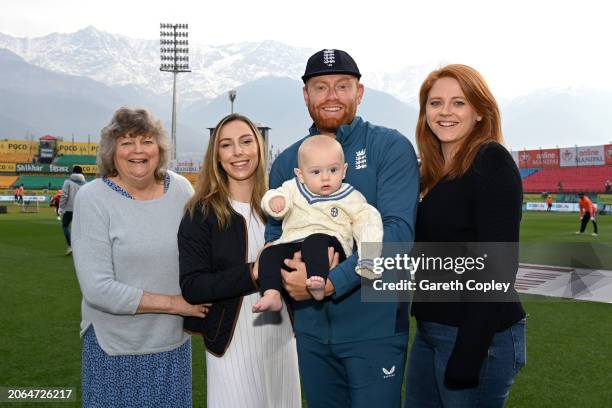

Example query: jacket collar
[308,116,363,146]
[294,177,354,204]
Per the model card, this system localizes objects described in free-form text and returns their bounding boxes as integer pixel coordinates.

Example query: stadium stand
[14,175,93,189]
[520,168,541,179]
[53,155,97,166]
[522,166,612,193]
[179,173,199,186]
[0,175,19,189]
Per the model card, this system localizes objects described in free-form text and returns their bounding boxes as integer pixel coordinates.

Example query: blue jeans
[405,319,526,408]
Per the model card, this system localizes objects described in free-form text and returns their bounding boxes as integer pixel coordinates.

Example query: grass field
[520,212,612,269]
[1,206,611,407]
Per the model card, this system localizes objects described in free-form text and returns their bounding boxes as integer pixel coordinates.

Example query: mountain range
[0,26,610,158]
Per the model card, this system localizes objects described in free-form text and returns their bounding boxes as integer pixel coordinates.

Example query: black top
[178,205,259,357]
[412,142,526,389]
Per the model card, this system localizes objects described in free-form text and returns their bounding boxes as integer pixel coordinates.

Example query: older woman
[72,107,208,407]
[178,113,301,407]
[406,65,526,407]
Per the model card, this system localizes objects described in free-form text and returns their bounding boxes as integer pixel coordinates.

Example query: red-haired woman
[406,65,526,407]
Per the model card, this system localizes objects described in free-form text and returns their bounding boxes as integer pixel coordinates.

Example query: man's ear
[356,82,365,106]
[303,85,310,106]
[294,168,305,183]
[342,162,348,179]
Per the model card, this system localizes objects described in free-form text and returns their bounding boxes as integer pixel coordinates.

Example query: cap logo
[323,49,335,67]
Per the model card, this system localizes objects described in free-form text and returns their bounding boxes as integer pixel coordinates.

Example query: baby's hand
[270,196,286,213]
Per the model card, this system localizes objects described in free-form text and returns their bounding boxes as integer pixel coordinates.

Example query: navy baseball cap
[302,49,361,83]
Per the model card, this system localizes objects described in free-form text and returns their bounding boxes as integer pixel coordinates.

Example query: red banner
[518,148,560,168]
[605,144,612,165]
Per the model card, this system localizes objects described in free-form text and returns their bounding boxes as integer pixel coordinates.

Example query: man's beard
[307,102,358,134]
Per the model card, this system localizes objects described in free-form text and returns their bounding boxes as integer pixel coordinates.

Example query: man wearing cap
[265,49,419,407]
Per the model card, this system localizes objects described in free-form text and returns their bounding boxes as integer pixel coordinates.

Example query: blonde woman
[178,113,300,408]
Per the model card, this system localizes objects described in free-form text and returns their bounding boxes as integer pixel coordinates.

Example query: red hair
[416,64,503,194]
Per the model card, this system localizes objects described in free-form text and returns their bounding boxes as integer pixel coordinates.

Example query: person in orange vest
[13,186,19,205]
[577,193,598,236]
[17,184,24,205]
[546,195,553,212]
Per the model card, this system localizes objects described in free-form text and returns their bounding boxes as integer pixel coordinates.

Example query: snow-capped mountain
[0,26,314,105]
[0,26,432,106]
[1,26,611,153]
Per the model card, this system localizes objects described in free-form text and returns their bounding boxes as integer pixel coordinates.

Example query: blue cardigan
[265,116,420,343]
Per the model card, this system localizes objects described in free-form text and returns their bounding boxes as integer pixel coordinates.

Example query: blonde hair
[416,64,503,194]
[186,113,267,229]
[97,107,170,181]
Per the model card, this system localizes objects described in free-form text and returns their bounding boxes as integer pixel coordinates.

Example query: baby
[253,135,383,313]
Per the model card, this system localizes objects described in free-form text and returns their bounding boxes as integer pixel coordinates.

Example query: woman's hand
[170,295,211,318]
[137,292,210,317]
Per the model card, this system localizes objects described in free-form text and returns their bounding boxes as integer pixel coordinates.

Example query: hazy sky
[1,0,609,98]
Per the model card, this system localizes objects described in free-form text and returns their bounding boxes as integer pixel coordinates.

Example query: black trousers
[580,213,598,234]
[259,233,346,294]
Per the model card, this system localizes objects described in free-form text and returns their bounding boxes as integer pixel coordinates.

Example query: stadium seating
[179,173,199,186]
[53,155,97,166]
[0,175,19,189]
[522,166,612,193]
[14,175,94,190]
[520,168,541,179]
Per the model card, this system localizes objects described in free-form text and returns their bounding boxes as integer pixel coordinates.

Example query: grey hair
[97,107,170,180]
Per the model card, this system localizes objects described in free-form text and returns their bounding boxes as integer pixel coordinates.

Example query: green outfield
[0,206,610,407]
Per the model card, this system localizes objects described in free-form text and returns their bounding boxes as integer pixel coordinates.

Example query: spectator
[50,190,63,220]
[59,166,87,255]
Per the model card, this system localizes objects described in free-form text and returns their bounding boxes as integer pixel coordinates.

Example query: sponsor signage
[16,163,72,173]
[0,163,16,172]
[40,148,54,158]
[518,149,560,168]
[77,164,98,174]
[0,140,38,154]
[525,202,583,212]
[172,160,201,173]
[0,195,47,202]
[560,145,605,167]
[57,142,99,155]
[605,144,612,166]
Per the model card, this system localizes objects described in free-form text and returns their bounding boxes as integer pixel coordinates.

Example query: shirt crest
[355,149,367,170]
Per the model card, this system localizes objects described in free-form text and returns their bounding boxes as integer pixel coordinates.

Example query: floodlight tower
[229,89,237,114]
[160,23,191,161]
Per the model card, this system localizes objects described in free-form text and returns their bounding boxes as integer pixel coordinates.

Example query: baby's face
[297,148,347,196]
